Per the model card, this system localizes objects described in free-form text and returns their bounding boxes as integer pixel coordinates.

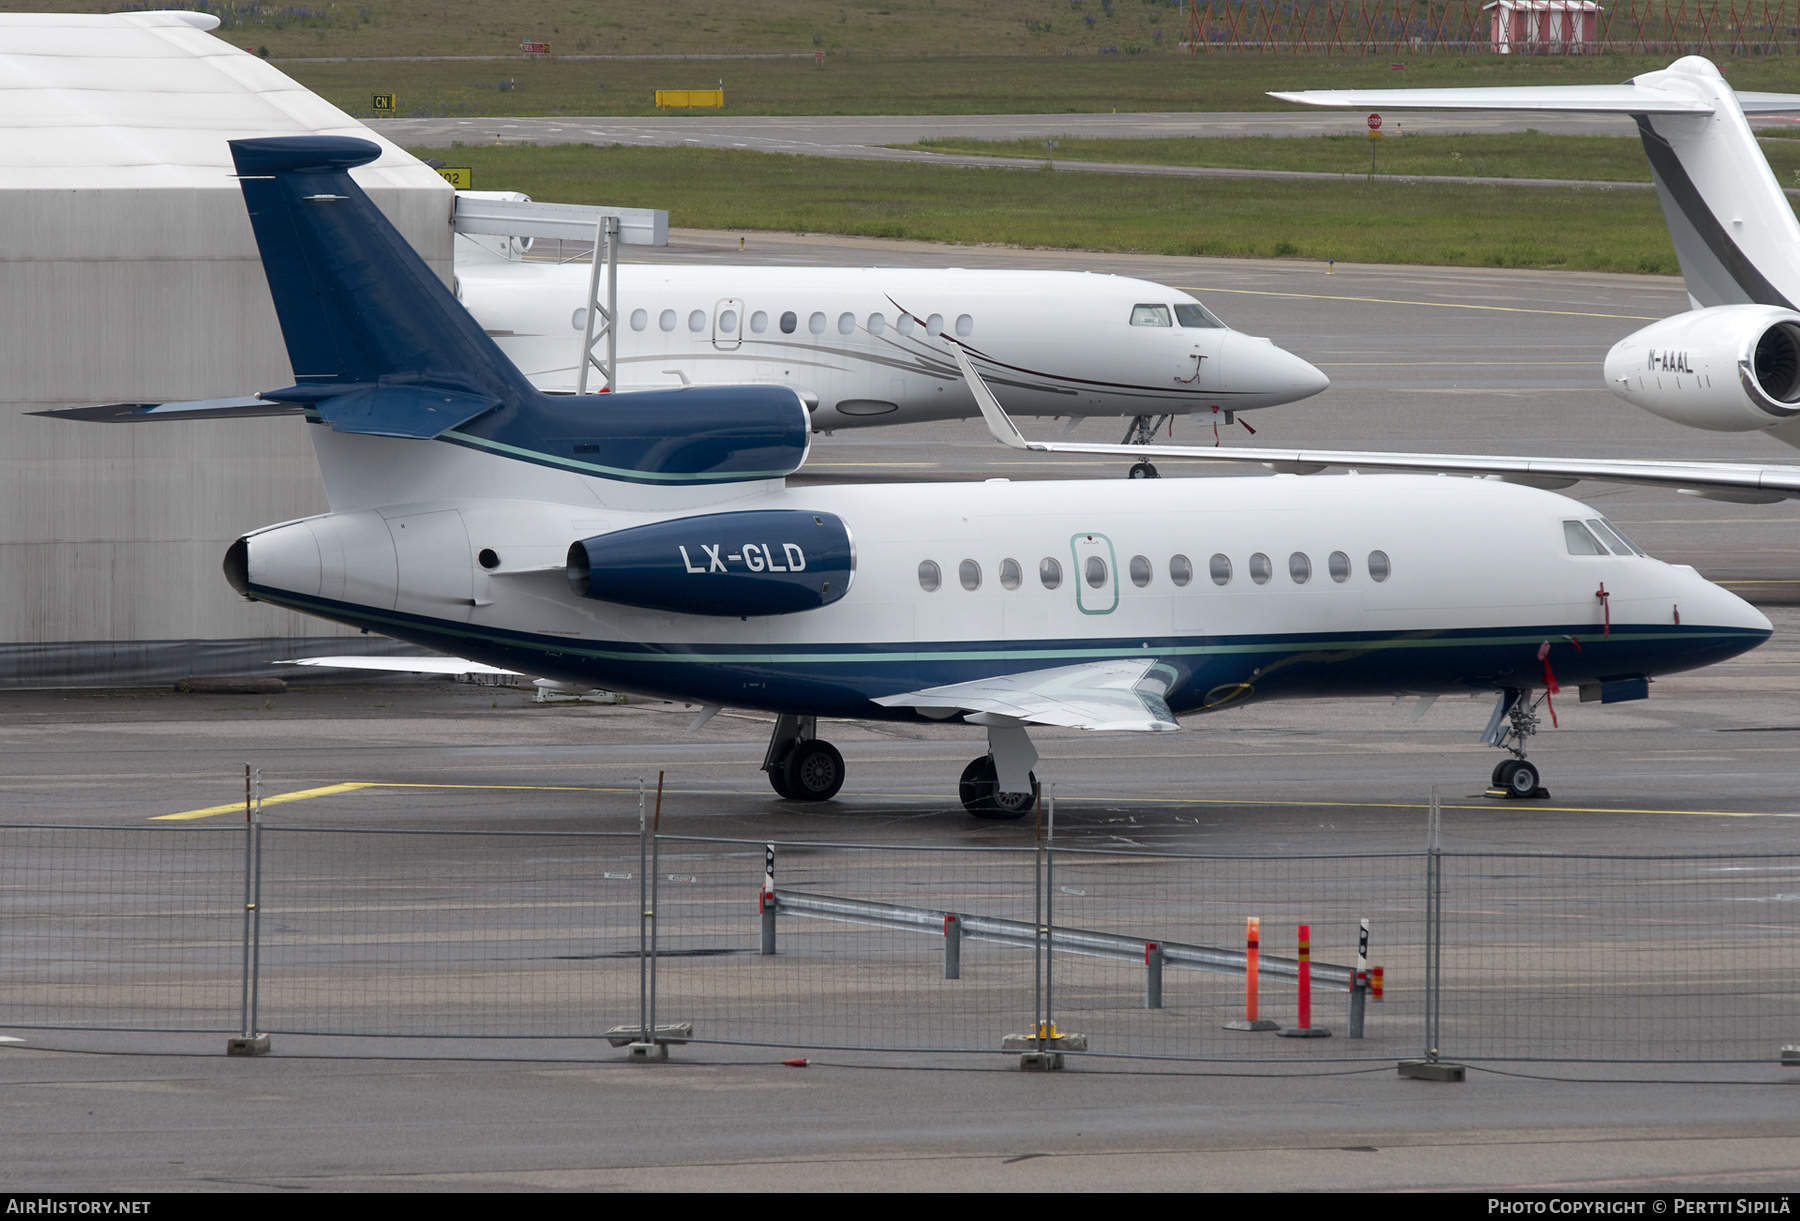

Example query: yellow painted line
[1179,285,1661,321]
[152,782,376,822]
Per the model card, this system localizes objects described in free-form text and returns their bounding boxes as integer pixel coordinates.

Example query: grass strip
[415,143,1682,273]
[904,131,1800,186]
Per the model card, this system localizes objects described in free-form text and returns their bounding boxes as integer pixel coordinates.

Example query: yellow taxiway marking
[153,782,376,821]
[1181,285,1662,322]
[153,781,1794,821]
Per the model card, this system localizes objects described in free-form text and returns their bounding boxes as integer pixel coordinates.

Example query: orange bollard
[1277,922,1332,1038]
[1224,916,1279,1031]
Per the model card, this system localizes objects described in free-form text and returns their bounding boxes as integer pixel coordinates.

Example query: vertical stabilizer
[229,136,539,407]
[1629,59,1800,310]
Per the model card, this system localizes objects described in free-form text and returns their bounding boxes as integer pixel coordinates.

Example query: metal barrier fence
[2,815,1797,1066]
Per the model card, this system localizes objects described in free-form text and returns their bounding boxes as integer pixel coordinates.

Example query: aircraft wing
[277,656,524,677]
[1269,84,1718,114]
[954,345,1800,503]
[873,659,1180,733]
[31,396,303,423]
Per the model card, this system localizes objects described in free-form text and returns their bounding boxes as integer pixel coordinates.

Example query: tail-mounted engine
[567,509,855,617]
[1605,304,1800,431]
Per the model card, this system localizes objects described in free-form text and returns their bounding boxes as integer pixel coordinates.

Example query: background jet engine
[566,509,854,617]
[1605,304,1800,431]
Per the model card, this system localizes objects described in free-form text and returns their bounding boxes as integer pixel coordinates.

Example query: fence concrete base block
[1018,1052,1064,1071]
[1276,1026,1331,1038]
[1398,1059,1465,1082]
[625,1041,669,1063]
[1223,1018,1281,1032]
[604,1022,693,1048]
[1001,1033,1088,1052]
[226,1033,270,1057]
[1781,1045,1800,1067]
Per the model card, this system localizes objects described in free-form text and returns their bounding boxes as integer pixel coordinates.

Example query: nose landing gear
[1481,688,1551,800]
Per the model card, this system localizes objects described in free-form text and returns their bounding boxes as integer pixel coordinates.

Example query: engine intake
[1606,304,1800,431]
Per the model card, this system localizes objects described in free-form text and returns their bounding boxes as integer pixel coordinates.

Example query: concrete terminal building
[1,11,454,685]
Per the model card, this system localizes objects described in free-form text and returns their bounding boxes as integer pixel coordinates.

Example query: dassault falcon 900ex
[52,136,1771,814]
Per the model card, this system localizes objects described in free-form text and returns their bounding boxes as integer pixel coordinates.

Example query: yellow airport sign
[436,167,473,189]
[371,93,396,112]
[655,89,724,109]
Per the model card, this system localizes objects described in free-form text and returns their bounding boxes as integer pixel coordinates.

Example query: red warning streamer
[1536,641,1560,729]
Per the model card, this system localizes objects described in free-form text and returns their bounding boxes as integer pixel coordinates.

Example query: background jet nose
[1224,332,1330,403]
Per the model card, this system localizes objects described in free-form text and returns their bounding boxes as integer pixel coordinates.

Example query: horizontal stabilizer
[32,396,301,423]
[874,659,1180,733]
[1270,84,1717,114]
[309,383,501,439]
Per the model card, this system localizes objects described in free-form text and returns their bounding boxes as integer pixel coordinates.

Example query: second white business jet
[453,241,1331,447]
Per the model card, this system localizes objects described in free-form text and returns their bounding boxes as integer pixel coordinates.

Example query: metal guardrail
[773,889,1355,990]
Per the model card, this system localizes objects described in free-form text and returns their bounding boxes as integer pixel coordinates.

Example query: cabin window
[897,313,915,335]
[1563,521,1608,556]
[571,308,586,331]
[809,312,827,335]
[780,311,798,334]
[1000,558,1022,590]
[1249,553,1272,585]
[868,313,886,335]
[1289,552,1311,584]
[926,313,944,335]
[1039,557,1063,590]
[659,309,677,332]
[1586,519,1636,556]
[1368,551,1391,582]
[959,559,982,591]
[955,314,974,337]
[1328,551,1351,583]
[1170,555,1193,587]
[1130,304,1173,327]
[1174,302,1226,329]
[1129,555,1152,588]
[750,311,768,333]
[630,309,648,331]
[1209,554,1232,586]
[719,309,738,333]
[918,560,941,592]
[1085,556,1108,589]
[688,310,706,333]
[1600,517,1646,556]
[838,312,856,335]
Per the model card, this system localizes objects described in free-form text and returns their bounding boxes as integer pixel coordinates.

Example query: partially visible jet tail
[1273,57,1800,311]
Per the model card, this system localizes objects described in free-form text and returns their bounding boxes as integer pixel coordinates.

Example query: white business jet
[1273,58,1800,456]
[452,227,1330,460]
[52,135,1769,816]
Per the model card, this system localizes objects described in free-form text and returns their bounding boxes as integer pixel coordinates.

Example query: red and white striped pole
[1277,922,1332,1038]
[1224,915,1278,1031]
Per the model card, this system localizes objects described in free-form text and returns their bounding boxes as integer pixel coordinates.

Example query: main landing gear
[959,756,1038,819]
[957,719,1042,819]
[1481,688,1551,800]
[763,713,845,802]
[1121,415,1166,480]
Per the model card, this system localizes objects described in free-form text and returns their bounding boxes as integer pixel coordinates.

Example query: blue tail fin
[229,136,537,436]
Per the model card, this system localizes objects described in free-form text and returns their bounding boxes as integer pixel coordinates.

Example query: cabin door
[713,298,744,350]
[1070,532,1119,616]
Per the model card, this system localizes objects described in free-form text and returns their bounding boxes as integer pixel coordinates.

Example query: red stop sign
[1367,113,1382,130]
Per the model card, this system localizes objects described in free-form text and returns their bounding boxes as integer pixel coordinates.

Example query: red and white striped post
[1224,916,1278,1031]
[1277,922,1332,1038]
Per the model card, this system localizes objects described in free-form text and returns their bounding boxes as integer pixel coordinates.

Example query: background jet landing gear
[1480,688,1551,800]
[958,756,1037,819]
[762,713,845,802]
[1120,415,1167,480]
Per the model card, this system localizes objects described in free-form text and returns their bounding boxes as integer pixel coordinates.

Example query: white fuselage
[454,256,1331,432]
[238,446,1768,718]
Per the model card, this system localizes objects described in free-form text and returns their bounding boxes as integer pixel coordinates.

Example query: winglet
[949,344,1032,451]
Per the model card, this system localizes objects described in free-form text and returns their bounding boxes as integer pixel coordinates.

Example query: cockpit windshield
[1174,302,1227,329]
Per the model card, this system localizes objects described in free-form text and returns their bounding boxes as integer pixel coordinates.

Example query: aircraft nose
[1676,564,1773,638]
[1227,332,1330,404]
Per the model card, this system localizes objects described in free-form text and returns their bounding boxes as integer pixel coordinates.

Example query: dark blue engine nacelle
[567,509,855,617]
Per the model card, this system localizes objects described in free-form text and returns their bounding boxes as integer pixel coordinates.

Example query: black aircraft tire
[767,755,796,799]
[1506,759,1541,798]
[1491,759,1513,787]
[782,739,845,802]
[959,756,1037,819]
[1128,462,1160,480]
